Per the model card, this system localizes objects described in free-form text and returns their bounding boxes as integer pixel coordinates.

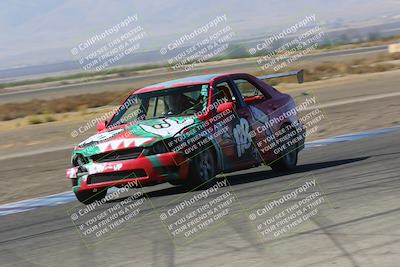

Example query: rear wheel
[74,188,107,204]
[270,125,298,172]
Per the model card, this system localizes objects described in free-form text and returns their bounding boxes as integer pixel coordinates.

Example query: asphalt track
[0,128,399,266]
[0,45,387,104]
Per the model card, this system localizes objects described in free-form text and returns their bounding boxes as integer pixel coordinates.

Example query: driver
[164,93,194,115]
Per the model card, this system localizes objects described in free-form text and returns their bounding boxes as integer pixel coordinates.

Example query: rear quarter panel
[253,76,299,131]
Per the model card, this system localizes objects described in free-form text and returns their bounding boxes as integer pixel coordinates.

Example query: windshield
[109,84,209,127]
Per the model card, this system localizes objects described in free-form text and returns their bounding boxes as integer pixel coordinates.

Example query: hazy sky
[0,0,399,68]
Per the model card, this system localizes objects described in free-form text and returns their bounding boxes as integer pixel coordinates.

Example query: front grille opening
[90,148,144,163]
[159,166,178,176]
[87,169,147,184]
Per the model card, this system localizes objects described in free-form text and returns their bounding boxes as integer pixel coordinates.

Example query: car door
[230,75,278,163]
[209,79,258,171]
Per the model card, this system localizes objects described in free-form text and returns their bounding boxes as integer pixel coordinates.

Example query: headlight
[72,154,89,167]
[148,141,169,155]
[153,141,169,154]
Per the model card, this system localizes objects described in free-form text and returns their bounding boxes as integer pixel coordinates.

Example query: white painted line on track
[304,91,400,110]
[0,145,74,161]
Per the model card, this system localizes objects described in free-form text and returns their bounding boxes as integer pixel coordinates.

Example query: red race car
[67,71,306,204]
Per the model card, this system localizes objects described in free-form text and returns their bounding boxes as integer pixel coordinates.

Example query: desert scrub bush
[27,115,43,124]
[78,105,89,115]
[43,114,56,122]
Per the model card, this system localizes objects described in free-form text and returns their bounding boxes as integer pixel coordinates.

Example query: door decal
[233,118,252,157]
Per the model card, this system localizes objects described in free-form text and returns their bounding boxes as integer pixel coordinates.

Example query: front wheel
[186,149,216,187]
[74,188,107,204]
[270,126,298,172]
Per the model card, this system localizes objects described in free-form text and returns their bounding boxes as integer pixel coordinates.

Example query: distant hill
[0,0,399,69]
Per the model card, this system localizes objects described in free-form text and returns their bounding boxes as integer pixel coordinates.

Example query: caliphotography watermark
[160,14,236,72]
[248,176,328,241]
[68,183,150,246]
[70,14,147,72]
[249,14,326,71]
[158,178,240,245]
[162,98,236,165]
[70,97,140,139]
[251,95,326,158]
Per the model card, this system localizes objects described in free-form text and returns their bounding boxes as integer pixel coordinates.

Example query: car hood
[74,117,198,156]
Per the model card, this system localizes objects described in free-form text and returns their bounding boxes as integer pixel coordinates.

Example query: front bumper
[66,152,189,193]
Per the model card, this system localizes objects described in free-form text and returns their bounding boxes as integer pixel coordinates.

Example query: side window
[233,79,270,100]
[213,82,235,104]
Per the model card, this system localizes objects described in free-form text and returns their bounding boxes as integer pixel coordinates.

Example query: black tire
[185,149,216,187]
[74,188,107,205]
[168,180,183,186]
[270,125,298,172]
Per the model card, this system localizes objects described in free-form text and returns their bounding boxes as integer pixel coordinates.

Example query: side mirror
[96,121,107,132]
[217,102,234,113]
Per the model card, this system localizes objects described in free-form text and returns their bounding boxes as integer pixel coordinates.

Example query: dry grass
[0,92,128,121]
[253,52,400,83]
[26,114,56,125]
[27,115,43,125]
[1,52,400,122]
[303,53,400,81]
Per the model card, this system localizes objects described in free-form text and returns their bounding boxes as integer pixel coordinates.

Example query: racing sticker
[233,118,252,157]
[139,118,194,137]
[96,137,153,153]
[79,129,124,147]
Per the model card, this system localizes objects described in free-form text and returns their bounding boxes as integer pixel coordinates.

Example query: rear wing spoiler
[257,69,304,84]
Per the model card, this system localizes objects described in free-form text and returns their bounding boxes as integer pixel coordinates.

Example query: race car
[67,71,306,204]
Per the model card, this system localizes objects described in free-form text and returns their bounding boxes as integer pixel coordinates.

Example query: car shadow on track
[107,156,369,203]
[225,156,369,186]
